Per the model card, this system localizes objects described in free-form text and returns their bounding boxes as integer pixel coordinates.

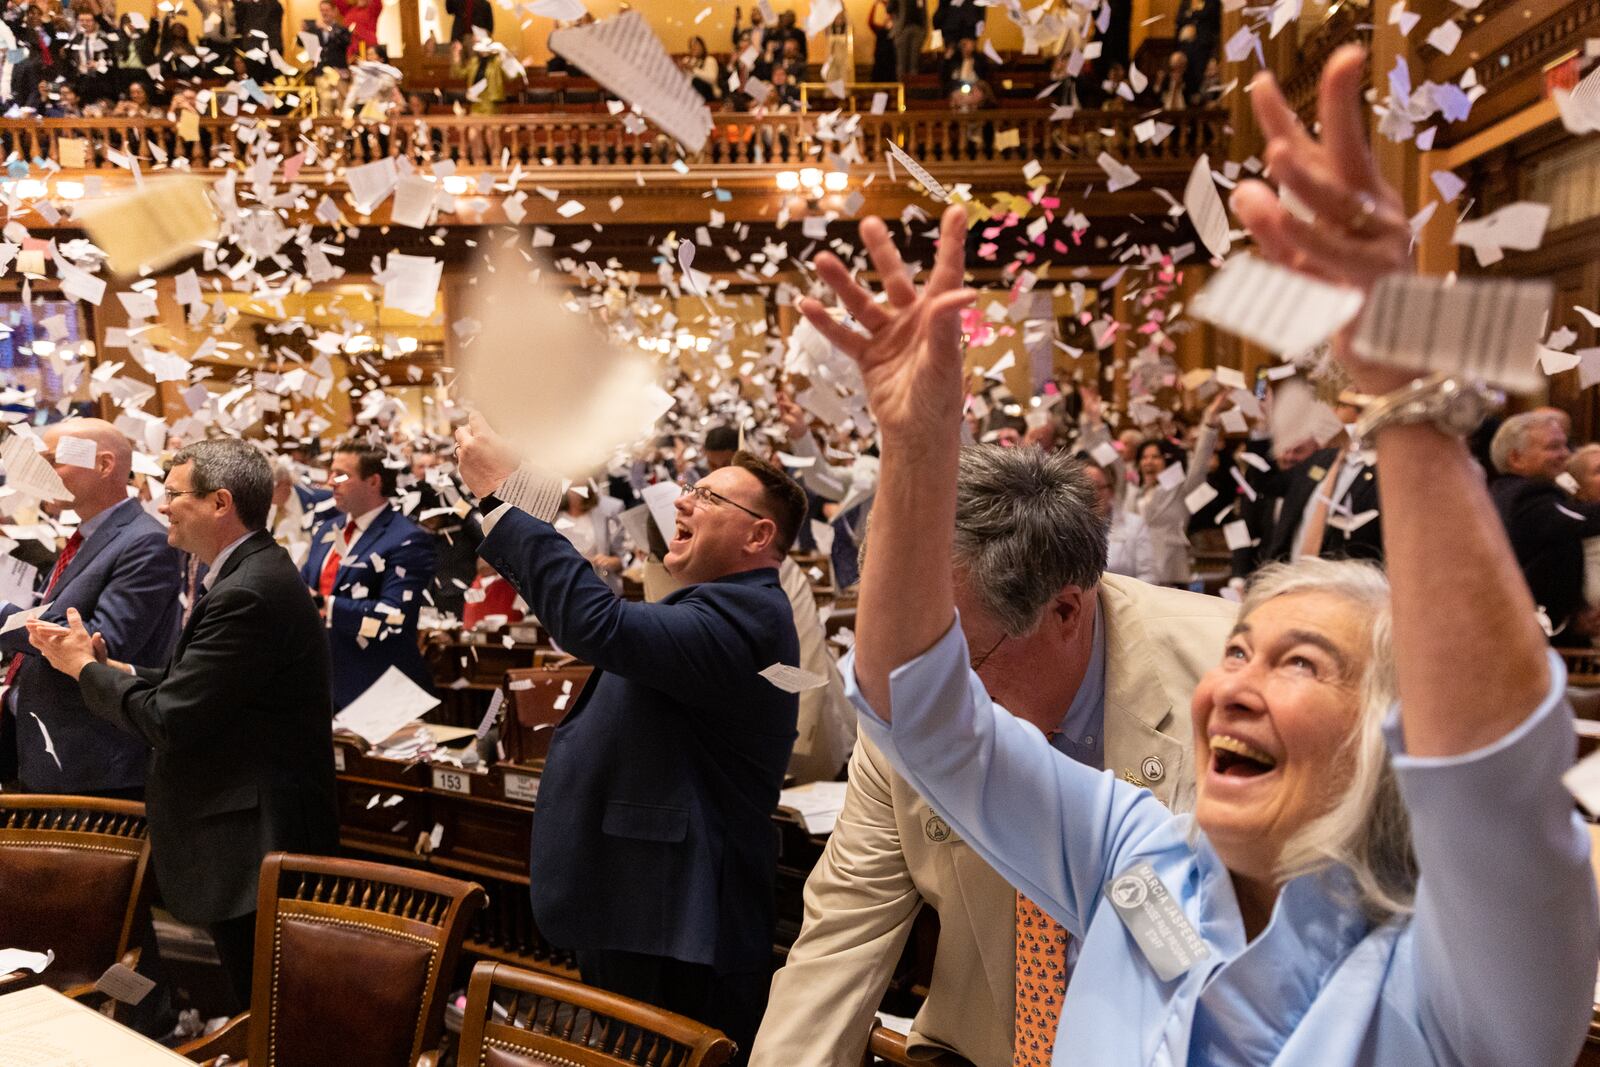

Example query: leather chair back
[250,852,487,1067]
[456,961,735,1067]
[0,796,151,992]
[501,665,593,764]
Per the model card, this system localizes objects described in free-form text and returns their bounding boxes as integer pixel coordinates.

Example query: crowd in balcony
[0,0,1225,127]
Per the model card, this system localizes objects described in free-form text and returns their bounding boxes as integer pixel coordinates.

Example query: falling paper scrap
[1353,273,1554,393]
[454,244,675,476]
[1,433,71,502]
[884,140,950,202]
[549,11,713,153]
[75,176,219,276]
[1183,154,1231,259]
[1191,254,1364,356]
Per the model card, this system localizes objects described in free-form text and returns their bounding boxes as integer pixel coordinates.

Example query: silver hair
[1489,411,1565,475]
[169,439,274,531]
[1241,557,1416,923]
[951,445,1108,638]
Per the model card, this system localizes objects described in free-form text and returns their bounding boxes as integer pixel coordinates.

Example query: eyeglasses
[682,483,769,523]
[970,634,1007,672]
[164,487,212,500]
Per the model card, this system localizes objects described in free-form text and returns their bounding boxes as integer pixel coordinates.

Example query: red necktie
[318,521,356,598]
[5,530,83,687]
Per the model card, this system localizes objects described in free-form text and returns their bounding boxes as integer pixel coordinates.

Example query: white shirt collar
[203,530,255,590]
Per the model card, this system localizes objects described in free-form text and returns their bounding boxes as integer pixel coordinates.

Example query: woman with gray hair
[800,45,1598,1067]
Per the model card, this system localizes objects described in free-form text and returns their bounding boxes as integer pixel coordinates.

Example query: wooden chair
[864,1023,973,1067]
[179,852,486,1067]
[455,960,735,1067]
[0,796,153,1003]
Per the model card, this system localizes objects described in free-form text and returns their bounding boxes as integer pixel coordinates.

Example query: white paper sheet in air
[641,481,682,546]
[53,435,97,469]
[75,176,218,277]
[333,665,442,746]
[0,947,51,975]
[0,556,38,608]
[884,140,949,202]
[759,662,830,693]
[1352,273,1554,392]
[1,433,71,502]
[1183,154,1231,258]
[548,12,712,152]
[1190,254,1364,356]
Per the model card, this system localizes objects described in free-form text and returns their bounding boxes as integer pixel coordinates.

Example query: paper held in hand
[549,11,713,153]
[76,176,219,277]
[1190,254,1364,355]
[1352,274,1554,393]
[455,245,674,477]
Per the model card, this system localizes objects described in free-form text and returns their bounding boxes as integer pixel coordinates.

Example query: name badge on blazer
[1106,861,1210,982]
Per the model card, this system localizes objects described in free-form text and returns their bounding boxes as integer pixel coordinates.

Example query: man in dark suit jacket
[28,439,337,1008]
[458,417,806,1064]
[1262,443,1383,565]
[300,441,437,708]
[0,419,181,796]
[1489,410,1600,640]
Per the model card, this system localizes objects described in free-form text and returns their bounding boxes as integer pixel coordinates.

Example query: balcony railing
[0,108,1227,175]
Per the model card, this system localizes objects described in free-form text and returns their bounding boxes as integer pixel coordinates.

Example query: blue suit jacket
[300,506,438,709]
[0,498,182,792]
[294,483,333,514]
[480,508,799,974]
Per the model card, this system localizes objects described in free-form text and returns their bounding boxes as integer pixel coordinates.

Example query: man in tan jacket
[750,446,1235,1066]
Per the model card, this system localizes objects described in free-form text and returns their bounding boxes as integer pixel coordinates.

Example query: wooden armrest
[177,1011,250,1063]
[60,980,99,1000]
[415,1051,440,1067]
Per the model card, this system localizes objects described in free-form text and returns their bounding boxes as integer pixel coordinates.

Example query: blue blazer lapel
[335,508,394,587]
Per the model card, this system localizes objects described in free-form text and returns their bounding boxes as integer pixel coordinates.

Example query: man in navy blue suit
[0,419,181,797]
[300,441,437,708]
[457,415,806,1063]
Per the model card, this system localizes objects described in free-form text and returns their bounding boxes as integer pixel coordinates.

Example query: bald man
[0,419,182,796]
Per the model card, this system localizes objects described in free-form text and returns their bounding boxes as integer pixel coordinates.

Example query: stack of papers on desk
[779,780,849,836]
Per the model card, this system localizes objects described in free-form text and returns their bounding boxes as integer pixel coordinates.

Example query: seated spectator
[1150,49,1191,109]
[680,34,719,102]
[112,78,160,117]
[941,34,993,107]
[1100,60,1129,109]
[1197,55,1222,104]
[778,34,805,82]
[113,13,154,92]
[768,61,800,110]
[42,79,80,116]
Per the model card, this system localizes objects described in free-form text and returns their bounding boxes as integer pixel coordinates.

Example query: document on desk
[333,666,441,747]
[779,780,849,836]
[0,984,191,1064]
[548,11,713,152]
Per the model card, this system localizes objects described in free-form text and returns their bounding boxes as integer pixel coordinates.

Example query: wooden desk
[0,985,190,1065]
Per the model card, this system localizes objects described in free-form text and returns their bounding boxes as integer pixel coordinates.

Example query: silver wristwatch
[1352,374,1503,449]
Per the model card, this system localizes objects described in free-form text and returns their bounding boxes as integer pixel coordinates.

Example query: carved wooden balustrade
[0,107,1228,177]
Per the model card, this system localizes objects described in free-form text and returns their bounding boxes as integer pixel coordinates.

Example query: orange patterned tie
[1014,891,1070,1066]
